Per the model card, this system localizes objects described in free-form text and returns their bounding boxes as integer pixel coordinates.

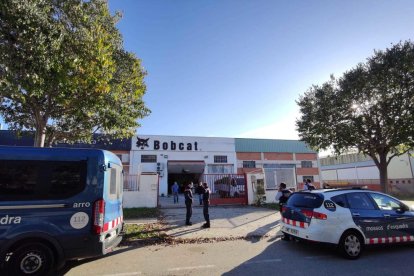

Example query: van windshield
[287,193,324,208]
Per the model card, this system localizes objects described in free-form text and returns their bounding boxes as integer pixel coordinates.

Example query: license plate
[283,226,299,235]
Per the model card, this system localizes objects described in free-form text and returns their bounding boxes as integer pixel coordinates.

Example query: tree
[0,0,149,147]
[296,41,414,193]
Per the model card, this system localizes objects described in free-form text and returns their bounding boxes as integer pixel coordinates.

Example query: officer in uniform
[184,184,193,225]
[201,182,210,228]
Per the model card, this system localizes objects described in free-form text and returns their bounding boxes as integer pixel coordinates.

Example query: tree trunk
[34,126,46,147]
[378,153,388,194]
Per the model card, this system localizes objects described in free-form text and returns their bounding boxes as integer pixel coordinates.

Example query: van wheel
[8,242,54,275]
[339,231,363,259]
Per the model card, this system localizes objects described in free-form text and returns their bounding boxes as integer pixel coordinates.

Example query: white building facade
[131,135,237,196]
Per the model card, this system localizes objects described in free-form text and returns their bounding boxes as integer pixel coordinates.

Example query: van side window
[0,161,38,196]
[0,160,86,201]
[49,162,86,196]
[108,164,122,200]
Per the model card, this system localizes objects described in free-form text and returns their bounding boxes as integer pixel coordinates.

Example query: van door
[102,162,123,245]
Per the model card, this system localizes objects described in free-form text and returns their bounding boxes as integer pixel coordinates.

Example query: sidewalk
[160,205,281,239]
[124,198,414,241]
[125,195,282,240]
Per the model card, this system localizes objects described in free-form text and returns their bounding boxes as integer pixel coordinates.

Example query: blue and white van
[0,146,124,275]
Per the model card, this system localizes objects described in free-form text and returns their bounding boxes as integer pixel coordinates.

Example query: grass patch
[123,223,167,241]
[261,203,280,211]
[123,207,160,219]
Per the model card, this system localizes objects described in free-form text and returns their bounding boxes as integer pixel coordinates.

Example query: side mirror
[397,204,410,213]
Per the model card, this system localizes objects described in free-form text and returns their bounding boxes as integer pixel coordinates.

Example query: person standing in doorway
[196,182,204,205]
[201,182,210,228]
[184,183,193,225]
[172,181,179,204]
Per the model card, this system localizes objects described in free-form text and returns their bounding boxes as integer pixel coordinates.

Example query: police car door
[368,193,414,242]
[345,192,388,241]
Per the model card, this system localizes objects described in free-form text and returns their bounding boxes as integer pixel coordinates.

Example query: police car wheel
[339,231,363,260]
[8,242,54,275]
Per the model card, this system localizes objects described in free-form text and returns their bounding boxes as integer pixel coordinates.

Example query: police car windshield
[287,193,324,208]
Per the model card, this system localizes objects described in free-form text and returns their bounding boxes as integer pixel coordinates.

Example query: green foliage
[296,41,414,192]
[254,195,266,207]
[0,0,149,147]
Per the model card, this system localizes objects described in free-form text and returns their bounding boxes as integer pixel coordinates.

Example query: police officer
[184,183,193,226]
[276,182,291,210]
[201,182,210,228]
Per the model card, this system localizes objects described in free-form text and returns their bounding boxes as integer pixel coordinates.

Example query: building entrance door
[167,161,205,194]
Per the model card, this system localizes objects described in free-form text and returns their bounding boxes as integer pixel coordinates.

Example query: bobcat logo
[136,137,150,149]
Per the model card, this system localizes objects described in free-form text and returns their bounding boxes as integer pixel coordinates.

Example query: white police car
[280,188,414,259]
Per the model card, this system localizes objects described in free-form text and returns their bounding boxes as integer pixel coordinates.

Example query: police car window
[331,194,348,208]
[287,193,324,208]
[369,193,402,211]
[346,193,376,210]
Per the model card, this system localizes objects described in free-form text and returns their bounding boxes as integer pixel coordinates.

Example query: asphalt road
[62,236,414,276]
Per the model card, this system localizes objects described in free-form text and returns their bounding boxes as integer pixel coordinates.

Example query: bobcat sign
[135,136,199,151]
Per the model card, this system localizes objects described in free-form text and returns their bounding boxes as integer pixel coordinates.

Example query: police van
[281,188,414,259]
[0,146,124,275]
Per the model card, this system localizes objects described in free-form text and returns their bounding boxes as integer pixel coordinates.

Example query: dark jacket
[196,185,204,195]
[202,187,210,203]
[279,189,291,204]
[184,189,193,203]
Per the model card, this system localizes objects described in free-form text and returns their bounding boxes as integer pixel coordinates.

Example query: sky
[1,0,414,146]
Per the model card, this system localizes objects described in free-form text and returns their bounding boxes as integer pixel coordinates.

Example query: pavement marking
[245,259,282,265]
[102,272,142,276]
[167,265,216,271]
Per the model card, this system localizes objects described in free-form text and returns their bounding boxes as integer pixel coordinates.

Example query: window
[108,164,123,200]
[208,165,234,174]
[48,162,86,197]
[287,193,324,208]
[141,155,157,163]
[331,194,348,208]
[264,168,294,190]
[214,155,227,163]
[302,176,314,182]
[369,193,404,211]
[346,193,376,210]
[110,169,117,195]
[243,161,256,168]
[301,161,313,168]
[0,160,86,201]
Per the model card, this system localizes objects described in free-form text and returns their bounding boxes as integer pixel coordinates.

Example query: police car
[280,188,414,259]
